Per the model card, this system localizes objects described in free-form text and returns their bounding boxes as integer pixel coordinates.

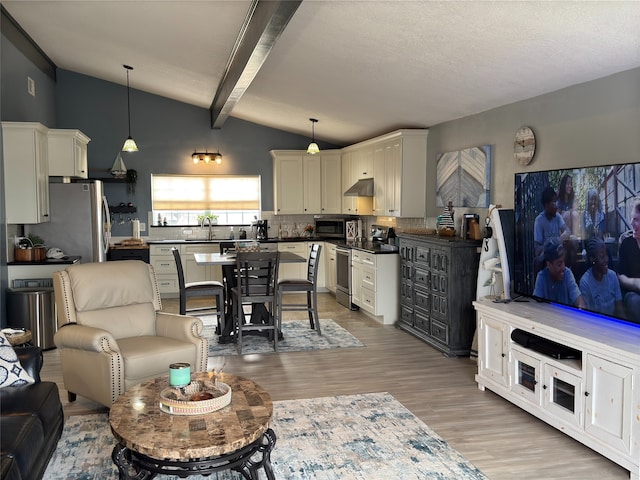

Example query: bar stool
[172,248,225,332]
[277,243,322,334]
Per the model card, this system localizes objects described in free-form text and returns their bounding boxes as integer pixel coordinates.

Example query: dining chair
[172,248,225,332]
[231,251,280,354]
[277,243,323,335]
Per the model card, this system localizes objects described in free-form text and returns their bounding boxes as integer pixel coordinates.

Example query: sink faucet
[200,217,214,240]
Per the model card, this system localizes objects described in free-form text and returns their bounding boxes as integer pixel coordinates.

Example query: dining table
[193,251,306,344]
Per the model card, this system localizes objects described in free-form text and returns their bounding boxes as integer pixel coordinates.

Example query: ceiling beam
[210,0,302,129]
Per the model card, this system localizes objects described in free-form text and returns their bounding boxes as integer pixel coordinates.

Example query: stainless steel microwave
[315,217,353,239]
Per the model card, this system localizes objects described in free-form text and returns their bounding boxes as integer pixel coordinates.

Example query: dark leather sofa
[0,346,64,480]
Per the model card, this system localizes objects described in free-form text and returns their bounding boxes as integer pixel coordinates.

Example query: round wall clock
[514,126,536,166]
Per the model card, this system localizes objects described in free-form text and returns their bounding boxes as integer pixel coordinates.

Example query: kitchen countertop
[146,237,316,244]
[396,232,482,246]
[8,255,81,266]
[330,240,399,254]
[146,237,397,254]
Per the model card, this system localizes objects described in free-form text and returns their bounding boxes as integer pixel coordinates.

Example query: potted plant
[126,169,137,195]
[28,233,46,261]
[197,212,218,225]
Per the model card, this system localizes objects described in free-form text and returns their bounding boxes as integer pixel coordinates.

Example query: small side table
[109,372,276,479]
[4,329,32,347]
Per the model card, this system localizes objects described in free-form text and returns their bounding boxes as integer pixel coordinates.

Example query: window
[151,174,261,226]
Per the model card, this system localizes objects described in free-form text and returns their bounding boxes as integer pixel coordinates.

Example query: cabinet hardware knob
[585,391,590,397]
[543,385,548,389]
[501,353,506,358]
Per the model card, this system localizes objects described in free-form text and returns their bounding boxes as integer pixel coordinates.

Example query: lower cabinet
[277,242,307,280]
[150,243,220,297]
[107,246,150,263]
[397,234,480,356]
[475,298,640,479]
[351,249,399,324]
[325,243,337,293]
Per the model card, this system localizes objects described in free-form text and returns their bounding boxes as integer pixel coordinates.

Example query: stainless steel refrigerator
[26,180,110,263]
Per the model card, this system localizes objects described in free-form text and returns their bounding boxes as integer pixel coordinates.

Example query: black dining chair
[276,243,322,335]
[172,248,225,332]
[231,251,280,354]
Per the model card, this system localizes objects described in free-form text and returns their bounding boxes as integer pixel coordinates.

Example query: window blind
[151,175,261,210]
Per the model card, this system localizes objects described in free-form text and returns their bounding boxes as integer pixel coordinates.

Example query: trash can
[6,287,57,350]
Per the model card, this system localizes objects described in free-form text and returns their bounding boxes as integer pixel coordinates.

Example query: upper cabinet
[273,151,304,215]
[303,154,321,214]
[343,129,428,218]
[319,151,342,214]
[272,150,342,215]
[2,122,50,224]
[48,129,91,178]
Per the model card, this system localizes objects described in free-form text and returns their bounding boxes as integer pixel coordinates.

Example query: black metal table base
[112,428,276,479]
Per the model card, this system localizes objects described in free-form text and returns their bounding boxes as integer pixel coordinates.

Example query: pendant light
[122,65,139,152]
[307,118,319,155]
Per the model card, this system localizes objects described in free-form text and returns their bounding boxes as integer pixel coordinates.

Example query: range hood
[344,178,374,196]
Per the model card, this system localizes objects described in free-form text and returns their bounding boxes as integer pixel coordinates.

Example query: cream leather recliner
[53,260,208,407]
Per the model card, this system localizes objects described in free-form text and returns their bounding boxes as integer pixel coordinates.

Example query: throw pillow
[0,332,35,388]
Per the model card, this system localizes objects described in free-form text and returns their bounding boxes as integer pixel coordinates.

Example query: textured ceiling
[3,1,640,146]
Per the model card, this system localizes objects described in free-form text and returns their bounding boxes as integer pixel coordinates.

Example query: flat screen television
[513,162,640,326]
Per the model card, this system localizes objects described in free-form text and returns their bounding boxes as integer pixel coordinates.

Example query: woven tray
[159,379,231,415]
[438,227,457,237]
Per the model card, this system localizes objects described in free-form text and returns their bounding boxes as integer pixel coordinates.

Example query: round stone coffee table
[109,372,275,479]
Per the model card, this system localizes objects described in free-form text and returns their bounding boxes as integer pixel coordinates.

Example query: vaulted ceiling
[3,1,640,146]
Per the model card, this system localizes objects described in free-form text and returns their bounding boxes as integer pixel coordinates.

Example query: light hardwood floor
[42,293,629,480]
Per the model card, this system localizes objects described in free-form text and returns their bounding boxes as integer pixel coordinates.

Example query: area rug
[204,319,364,356]
[44,392,487,480]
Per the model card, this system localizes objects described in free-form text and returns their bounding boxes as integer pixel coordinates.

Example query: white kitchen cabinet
[277,242,307,280]
[341,151,357,214]
[274,150,342,215]
[150,242,226,297]
[48,129,90,178]
[373,144,386,216]
[2,122,50,224]
[272,151,304,215]
[320,151,342,214]
[351,147,373,180]
[351,252,362,307]
[376,134,425,217]
[351,250,399,324]
[150,244,179,296]
[326,243,337,293]
[384,139,402,215]
[474,298,640,480]
[342,130,428,218]
[182,243,221,284]
[303,155,322,214]
[341,151,373,216]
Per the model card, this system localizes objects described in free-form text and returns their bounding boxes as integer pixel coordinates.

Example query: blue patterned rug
[44,392,487,480]
[205,319,364,356]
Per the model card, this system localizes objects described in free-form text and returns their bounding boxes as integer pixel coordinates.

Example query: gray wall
[1,32,56,126]
[426,68,640,216]
[55,70,339,236]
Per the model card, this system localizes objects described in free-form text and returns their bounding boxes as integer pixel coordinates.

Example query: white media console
[474,297,640,480]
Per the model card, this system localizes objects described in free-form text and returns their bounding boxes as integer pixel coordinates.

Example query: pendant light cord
[125,65,133,137]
